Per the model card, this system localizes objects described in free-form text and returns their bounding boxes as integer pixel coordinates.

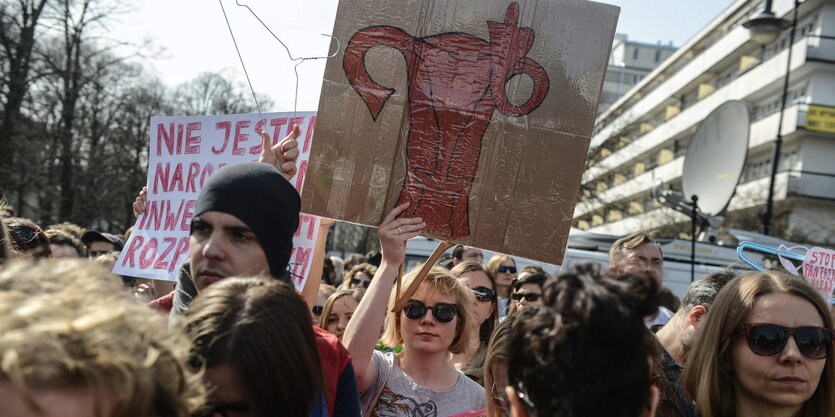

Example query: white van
[404,229,760,298]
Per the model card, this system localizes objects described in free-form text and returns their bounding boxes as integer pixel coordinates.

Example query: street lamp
[743,0,799,236]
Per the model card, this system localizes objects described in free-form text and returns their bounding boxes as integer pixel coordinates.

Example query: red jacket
[313,326,359,417]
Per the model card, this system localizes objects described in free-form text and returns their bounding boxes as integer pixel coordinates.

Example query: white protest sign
[113,111,320,292]
[803,247,835,304]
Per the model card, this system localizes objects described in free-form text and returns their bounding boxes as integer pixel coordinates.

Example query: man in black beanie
[189,162,300,291]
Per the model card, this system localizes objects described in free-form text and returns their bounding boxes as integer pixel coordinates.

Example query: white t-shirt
[360,351,485,417]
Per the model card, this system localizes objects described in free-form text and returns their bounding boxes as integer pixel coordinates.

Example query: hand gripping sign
[303,0,619,266]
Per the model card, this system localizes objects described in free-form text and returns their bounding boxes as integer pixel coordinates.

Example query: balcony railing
[806,35,835,63]
[787,170,835,201]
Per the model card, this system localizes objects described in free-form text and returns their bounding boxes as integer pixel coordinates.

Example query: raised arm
[259,125,300,181]
[343,202,424,392]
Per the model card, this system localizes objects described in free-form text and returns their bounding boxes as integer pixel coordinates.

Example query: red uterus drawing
[343,3,549,238]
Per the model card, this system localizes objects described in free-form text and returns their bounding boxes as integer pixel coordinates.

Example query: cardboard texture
[304,0,619,265]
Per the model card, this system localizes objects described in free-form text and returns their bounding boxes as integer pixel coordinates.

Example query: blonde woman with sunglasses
[684,271,835,417]
[344,203,485,416]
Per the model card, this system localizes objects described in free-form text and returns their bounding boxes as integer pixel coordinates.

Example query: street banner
[114,111,320,292]
[302,0,619,265]
[803,247,835,304]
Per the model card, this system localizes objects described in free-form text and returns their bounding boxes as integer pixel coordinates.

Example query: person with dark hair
[653,270,737,417]
[507,272,548,315]
[450,261,499,384]
[133,131,359,416]
[80,230,124,258]
[3,217,51,259]
[184,277,325,417]
[505,266,660,417]
[519,265,546,277]
[343,253,368,274]
[452,245,485,266]
[313,284,338,322]
[657,287,681,314]
[323,256,337,286]
[44,228,86,258]
[609,232,672,327]
[685,271,835,417]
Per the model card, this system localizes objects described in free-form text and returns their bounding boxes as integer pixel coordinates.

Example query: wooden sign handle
[392,240,455,313]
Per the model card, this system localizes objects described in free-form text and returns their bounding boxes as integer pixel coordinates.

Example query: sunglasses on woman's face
[498,265,517,274]
[312,305,324,316]
[738,323,834,360]
[351,278,371,288]
[403,300,458,323]
[511,292,541,302]
[470,286,496,303]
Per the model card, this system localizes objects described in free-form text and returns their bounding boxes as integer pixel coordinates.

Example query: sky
[111,0,735,113]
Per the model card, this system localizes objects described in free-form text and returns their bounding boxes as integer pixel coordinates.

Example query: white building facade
[599,34,677,114]
[575,0,835,246]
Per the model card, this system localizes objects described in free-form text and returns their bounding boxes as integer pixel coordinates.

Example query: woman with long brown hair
[183,277,326,417]
[685,271,835,417]
[450,261,498,384]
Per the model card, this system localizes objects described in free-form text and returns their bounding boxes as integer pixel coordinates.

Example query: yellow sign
[806,104,835,134]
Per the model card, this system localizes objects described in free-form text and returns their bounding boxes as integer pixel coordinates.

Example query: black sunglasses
[738,323,833,360]
[351,278,371,288]
[403,300,458,323]
[312,305,324,315]
[498,265,517,274]
[511,292,541,302]
[470,286,496,302]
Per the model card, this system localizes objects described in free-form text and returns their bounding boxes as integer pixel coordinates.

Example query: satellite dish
[682,101,750,216]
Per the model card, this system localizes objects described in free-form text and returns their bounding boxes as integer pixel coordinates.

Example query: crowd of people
[1,138,833,417]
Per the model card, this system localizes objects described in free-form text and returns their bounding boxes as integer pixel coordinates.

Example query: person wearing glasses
[487,254,517,319]
[320,288,365,341]
[345,263,377,289]
[450,261,499,384]
[507,272,547,315]
[312,284,337,322]
[684,271,835,417]
[2,217,52,259]
[344,203,486,416]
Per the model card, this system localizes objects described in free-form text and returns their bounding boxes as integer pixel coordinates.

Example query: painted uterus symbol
[344,2,550,238]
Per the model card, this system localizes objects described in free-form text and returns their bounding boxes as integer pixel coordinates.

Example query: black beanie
[194,162,300,282]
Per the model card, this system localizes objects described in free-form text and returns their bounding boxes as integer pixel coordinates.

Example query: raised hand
[259,125,301,180]
[132,186,148,217]
[378,202,425,266]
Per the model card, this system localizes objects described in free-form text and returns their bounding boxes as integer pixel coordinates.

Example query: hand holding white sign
[259,124,301,180]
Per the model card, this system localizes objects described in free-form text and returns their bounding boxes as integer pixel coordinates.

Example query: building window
[633,48,639,59]
[655,50,661,62]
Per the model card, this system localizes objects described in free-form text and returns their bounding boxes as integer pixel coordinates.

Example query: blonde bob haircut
[684,270,835,417]
[380,265,476,354]
[0,260,204,417]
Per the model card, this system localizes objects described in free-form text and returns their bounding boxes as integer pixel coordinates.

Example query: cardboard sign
[302,0,619,265]
[803,247,835,303]
[113,111,320,292]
